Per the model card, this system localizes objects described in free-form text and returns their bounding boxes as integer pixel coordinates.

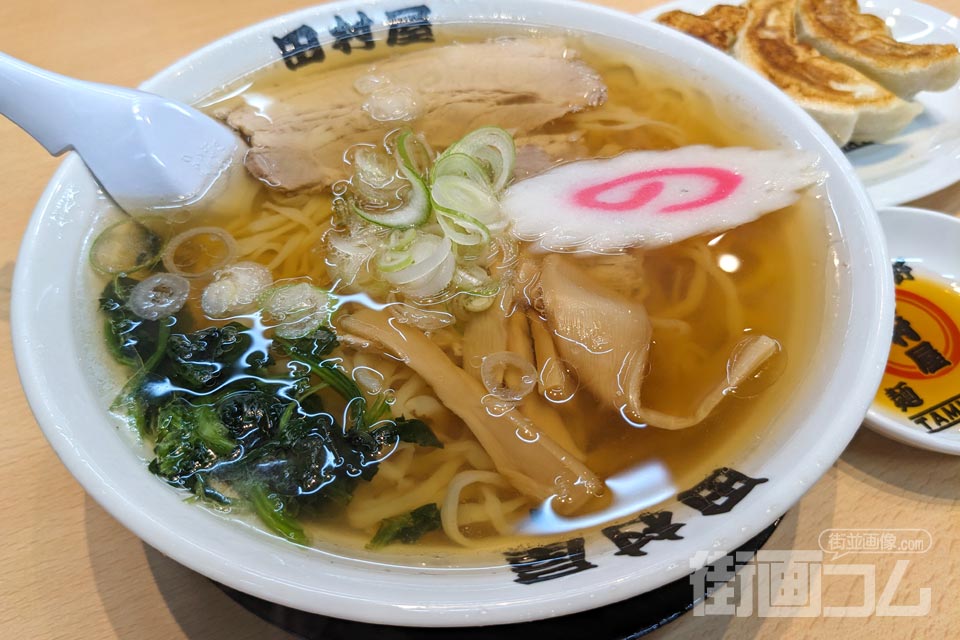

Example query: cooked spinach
[216,388,286,449]
[147,397,240,493]
[99,301,443,546]
[247,483,306,545]
[102,276,172,435]
[163,323,253,390]
[388,417,444,448]
[99,276,161,368]
[368,503,442,549]
[275,330,365,409]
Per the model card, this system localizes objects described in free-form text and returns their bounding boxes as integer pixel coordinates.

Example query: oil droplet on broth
[510,412,540,443]
[540,358,580,404]
[382,388,397,406]
[352,365,385,394]
[513,423,540,443]
[725,334,786,399]
[480,395,504,417]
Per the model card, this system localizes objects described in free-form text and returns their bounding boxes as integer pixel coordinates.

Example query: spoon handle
[0,51,129,155]
[0,51,242,212]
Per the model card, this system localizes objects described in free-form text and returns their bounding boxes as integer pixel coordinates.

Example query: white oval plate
[866,206,960,454]
[638,0,960,207]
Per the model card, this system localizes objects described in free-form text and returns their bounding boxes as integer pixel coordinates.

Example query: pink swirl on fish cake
[571,167,743,213]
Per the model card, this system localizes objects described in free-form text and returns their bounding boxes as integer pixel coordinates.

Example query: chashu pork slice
[734,0,921,145]
[796,0,960,98]
[656,5,748,52]
[222,38,607,193]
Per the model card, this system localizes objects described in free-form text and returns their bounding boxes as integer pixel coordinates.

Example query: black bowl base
[215,516,781,640]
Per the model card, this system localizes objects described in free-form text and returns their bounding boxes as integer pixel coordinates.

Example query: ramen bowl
[11,0,892,627]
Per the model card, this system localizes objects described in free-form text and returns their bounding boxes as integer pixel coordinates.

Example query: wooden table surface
[2,1,959,638]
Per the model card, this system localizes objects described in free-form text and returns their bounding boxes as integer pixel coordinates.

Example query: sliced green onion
[402,251,456,298]
[381,234,456,298]
[353,145,395,189]
[383,235,451,286]
[386,228,418,251]
[351,145,398,206]
[432,153,492,190]
[201,261,273,318]
[454,265,498,295]
[377,249,414,273]
[350,161,430,229]
[440,127,515,193]
[452,264,499,312]
[461,294,495,313]
[128,273,190,320]
[162,226,238,279]
[90,217,162,275]
[326,232,376,286]
[259,282,332,339]
[430,173,498,246]
[431,175,500,225]
[395,130,434,178]
[435,210,490,246]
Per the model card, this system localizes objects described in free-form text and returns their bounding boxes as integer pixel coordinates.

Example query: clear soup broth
[83,24,829,559]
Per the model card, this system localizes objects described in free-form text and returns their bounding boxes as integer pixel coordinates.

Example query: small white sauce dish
[867,206,960,455]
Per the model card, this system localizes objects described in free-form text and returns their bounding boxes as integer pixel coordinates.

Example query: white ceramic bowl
[11,0,892,627]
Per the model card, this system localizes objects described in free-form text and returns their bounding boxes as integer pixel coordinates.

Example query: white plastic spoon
[0,51,242,214]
